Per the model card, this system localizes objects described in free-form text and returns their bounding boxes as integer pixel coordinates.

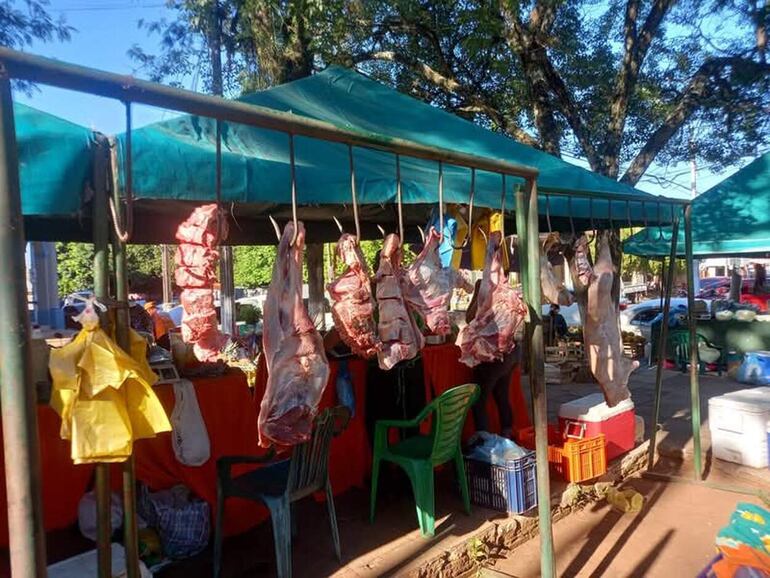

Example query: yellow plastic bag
[49,315,171,464]
[607,486,644,513]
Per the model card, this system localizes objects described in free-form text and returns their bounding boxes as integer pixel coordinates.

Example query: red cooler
[558,393,635,461]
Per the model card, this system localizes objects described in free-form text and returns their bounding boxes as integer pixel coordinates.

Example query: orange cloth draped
[0,360,368,544]
[421,343,530,439]
[0,406,95,546]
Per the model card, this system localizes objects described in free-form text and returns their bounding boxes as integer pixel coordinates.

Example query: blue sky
[15,0,742,199]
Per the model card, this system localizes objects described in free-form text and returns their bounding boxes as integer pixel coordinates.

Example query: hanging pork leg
[540,232,574,306]
[585,231,638,406]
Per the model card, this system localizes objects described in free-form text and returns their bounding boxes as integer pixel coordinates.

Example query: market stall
[0,47,689,578]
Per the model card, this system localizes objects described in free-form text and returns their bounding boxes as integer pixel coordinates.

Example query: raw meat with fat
[456,231,526,367]
[585,232,637,406]
[176,204,227,362]
[375,234,424,370]
[327,233,381,358]
[258,221,330,447]
[540,232,574,306]
[401,227,452,336]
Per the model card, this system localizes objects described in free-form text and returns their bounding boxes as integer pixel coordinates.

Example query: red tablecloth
[0,359,369,544]
[0,407,95,547]
[421,344,531,439]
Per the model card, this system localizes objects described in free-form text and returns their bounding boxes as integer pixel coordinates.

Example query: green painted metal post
[515,185,529,295]
[0,67,47,578]
[647,215,680,471]
[92,135,113,578]
[684,204,702,480]
[111,133,141,578]
[525,178,555,578]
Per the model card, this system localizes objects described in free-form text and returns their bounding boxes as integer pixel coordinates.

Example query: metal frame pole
[524,178,555,578]
[0,67,47,578]
[92,135,113,578]
[684,205,702,479]
[110,140,141,578]
[647,214,680,470]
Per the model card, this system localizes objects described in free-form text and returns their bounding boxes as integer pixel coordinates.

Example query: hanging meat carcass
[258,221,330,447]
[327,233,381,359]
[456,231,526,367]
[541,232,575,306]
[584,232,637,406]
[401,227,452,336]
[175,204,227,362]
[375,234,424,370]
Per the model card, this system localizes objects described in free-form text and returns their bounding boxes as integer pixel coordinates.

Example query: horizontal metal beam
[543,189,690,206]
[0,47,539,180]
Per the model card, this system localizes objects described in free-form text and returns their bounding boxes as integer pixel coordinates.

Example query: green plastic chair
[668,330,725,375]
[369,383,480,537]
[214,406,351,578]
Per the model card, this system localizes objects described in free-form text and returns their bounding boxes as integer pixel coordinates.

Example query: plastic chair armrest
[217,447,277,477]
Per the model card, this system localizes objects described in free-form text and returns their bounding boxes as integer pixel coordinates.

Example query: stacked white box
[709,386,770,468]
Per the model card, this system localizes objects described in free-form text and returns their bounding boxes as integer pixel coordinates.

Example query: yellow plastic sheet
[49,326,171,464]
[470,210,508,270]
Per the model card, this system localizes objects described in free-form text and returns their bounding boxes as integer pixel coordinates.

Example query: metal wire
[568,196,576,237]
[500,174,506,240]
[438,161,444,242]
[395,154,404,242]
[110,101,134,243]
[657,201,664,241]
[289,133,298,246]
[608,199,613,230]
[643,201,651,241]
[348,144,361,242]
[626,199,633,229]
[545,194,552,233]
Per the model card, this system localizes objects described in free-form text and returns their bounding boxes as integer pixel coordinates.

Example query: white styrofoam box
[558,392,635,422]
[709,386,770,468]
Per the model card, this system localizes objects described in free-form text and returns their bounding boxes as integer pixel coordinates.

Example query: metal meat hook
[452,167,475,250]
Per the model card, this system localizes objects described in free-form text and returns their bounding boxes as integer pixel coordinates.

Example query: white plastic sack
[171,379,211,466]
[78,491,122,542]
[736,352,770,385]
[48,543,152,578]
[466,431,528,464]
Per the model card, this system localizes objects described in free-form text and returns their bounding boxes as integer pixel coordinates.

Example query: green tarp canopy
[16,102,94,216]
[112,66,671,240]
[624,151,770,258]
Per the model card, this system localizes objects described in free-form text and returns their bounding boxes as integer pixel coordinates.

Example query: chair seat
[386,435,434,461]
[229,459,291,499]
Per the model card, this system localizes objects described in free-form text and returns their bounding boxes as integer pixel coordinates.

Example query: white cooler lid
[709,386,770,415]
[558,392,635,422]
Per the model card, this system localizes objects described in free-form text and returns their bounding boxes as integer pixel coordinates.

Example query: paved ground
[488,476,766,578]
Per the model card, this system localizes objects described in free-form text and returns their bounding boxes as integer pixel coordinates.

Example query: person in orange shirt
[143,301,175,349]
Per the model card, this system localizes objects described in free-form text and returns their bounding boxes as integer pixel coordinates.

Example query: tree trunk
[306,243,326,329]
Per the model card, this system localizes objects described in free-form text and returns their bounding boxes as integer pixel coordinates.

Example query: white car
[620,298,710,341]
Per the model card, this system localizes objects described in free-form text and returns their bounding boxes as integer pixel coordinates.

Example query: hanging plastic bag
[335,359,356,417]
[78,490,123,542]
[170,379,211,467]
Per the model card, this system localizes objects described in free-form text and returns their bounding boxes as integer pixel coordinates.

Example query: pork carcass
[375,234,424,370]
[401,227,452,336]
[258,221,330,447]
[327,233,381,359]
[541,233,575,306]
[585,232,637,407]
[456,231,526,367]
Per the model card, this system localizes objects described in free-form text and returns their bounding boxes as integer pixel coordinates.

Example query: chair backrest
[429,383,479,465]
[287,406,350,499]
[668,330,691,362]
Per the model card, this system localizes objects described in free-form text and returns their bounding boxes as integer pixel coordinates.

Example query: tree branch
[354,50,539,147]
[603,0,675,177]
[621,56,770,185]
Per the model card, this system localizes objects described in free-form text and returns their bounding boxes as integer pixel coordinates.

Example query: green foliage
[236,303,261,324]
[467,537,489,578]
[0,0,72,49]
[55,242,93,297]
[56,242,163,298]
[233,245,277,288]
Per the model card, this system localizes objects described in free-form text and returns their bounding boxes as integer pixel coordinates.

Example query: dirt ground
[487,476,766,578]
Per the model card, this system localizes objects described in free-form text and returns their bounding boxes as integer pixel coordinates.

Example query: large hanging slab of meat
[456,231,526,367]
[585,232,637,406]
[327,233,381,358]
[175,204,227,362]
[375,234,424,370]
[258,221,330,447]
[401,227,452,336]
[541,232,575,306]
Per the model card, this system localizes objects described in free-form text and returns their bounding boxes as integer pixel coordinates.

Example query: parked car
[620,298,710,341]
